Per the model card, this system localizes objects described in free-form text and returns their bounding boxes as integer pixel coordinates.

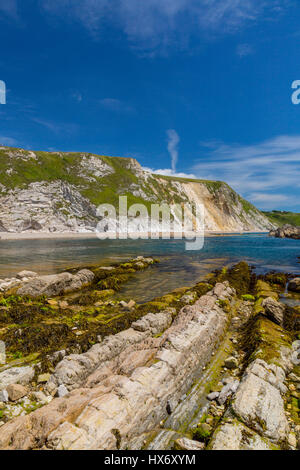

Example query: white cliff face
[0,181,98,233]
[0,147,274,233]
[79,156,114,182]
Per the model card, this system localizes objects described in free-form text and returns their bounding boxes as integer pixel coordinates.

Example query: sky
[0,0,300,211]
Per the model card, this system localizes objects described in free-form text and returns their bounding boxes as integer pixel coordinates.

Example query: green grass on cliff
[0,147,230,208]
[0,148,152,208]
[0,147,266,220]
[263,211,300,227]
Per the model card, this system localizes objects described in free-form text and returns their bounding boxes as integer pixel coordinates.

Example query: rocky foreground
[0,260,299,450]
[269,224,300,240]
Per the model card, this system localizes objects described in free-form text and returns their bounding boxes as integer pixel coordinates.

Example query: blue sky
[0,0,300,211]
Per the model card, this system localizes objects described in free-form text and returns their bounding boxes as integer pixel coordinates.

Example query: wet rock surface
[289,278,300,293]
[0,279,235,449]
[0,261,298,451]
[17,269,95,297]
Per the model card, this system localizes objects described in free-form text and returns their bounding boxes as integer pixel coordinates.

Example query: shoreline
[0,230,268,241]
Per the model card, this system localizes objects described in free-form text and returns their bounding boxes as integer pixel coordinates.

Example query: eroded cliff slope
[0,146,273,233]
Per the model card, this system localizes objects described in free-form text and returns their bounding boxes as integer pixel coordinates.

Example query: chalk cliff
[0,146,273,233]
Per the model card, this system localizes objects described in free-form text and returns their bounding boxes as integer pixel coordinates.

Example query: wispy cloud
[40,0,289,54]
[71,91,83,103]
[99,98,135,114]
[0,135,18,146]
[0,0,18,20]
[32,117,78,135]
[167,129,180,172]
[248,192,300,209]
[236,43,254,57]
[193,135,300,210]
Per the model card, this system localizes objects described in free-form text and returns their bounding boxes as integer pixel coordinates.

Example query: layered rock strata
[0,282,235,449]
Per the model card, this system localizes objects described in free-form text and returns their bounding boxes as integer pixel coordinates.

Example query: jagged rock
[288,433,297,448]
[16,270,38,280]
[46,327,148,392]
[269,224,300,240]
[0,278,21,293]
[38,374,51,384]
[0,180,98,233]
[131,310,173,335]
[210,421,278,450]
[291,350,300,366]
[232,359,289,442]
[49,350,66,363]
[174,437,205,450]
[17,269,94,297]
[0,366,34,391]
[288,372,300,383]
[0,282,235,450]
[118,349,156,376]
[127,300,136,309]
[6,384,28,402]
[181,292,197,304]
[30,391,50,405]
[0,390,8,403]
[296,426,300,449]
[57,385,68,398]
[207,392,219,401]
[292,340,300,351]
[262,297,286,325]
[19,219,42,232]
[0,220,7,232]
[217,380,239,405]
[0,341,5,365]
[289,278,300,293]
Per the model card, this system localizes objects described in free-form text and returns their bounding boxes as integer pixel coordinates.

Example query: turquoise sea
[0,233,299,302]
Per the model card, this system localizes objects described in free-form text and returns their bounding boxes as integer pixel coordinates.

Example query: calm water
[0,234,299,302]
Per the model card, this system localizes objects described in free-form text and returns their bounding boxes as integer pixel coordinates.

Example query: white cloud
[193,135,300,210]
[167,129,180,172]
[250,193,289,202]
[40,0,289,54]
[99,98,135,113]
[143,167,196,179]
